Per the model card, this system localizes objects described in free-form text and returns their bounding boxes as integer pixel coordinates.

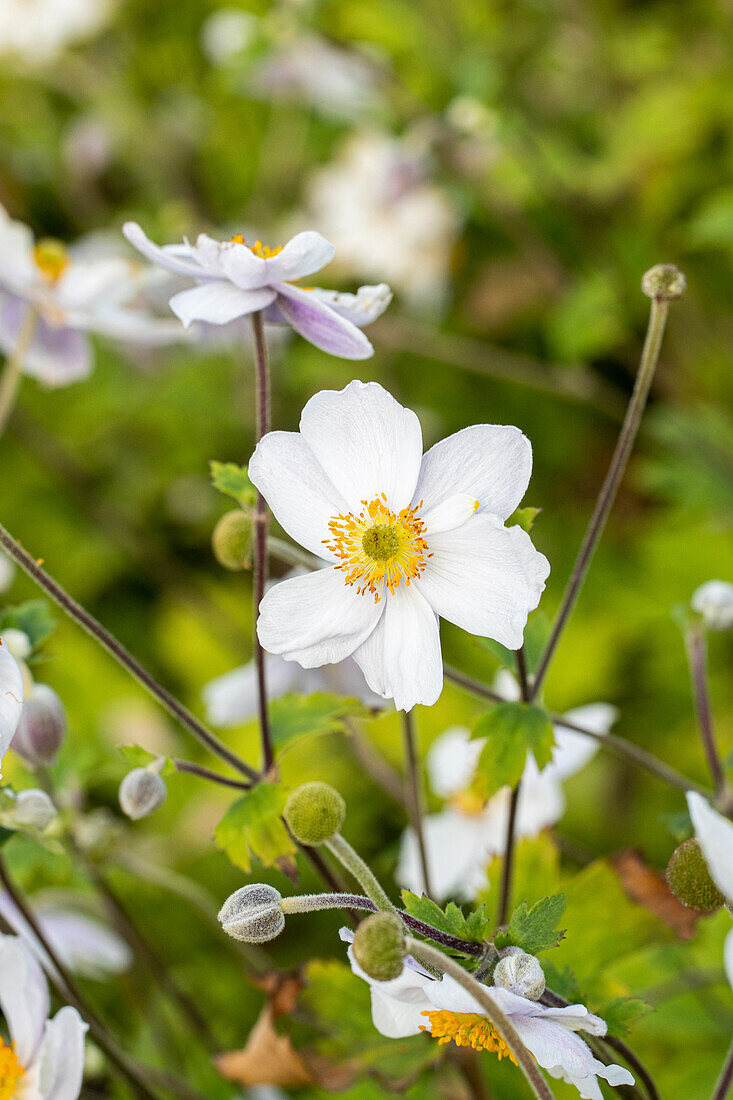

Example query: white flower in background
[0,933,87,1098]
[0,206,186,388]
[398,672,617,899]
[306,131,460,309]
[691,580,733,632]
[0,893,132,980]
[200,8,259,66]
[250,381,549,711]
[0,0,110,65]
[123,223,391,359]
[0,635,24,767]
[341,930,634,1099]
[0,553,15,593]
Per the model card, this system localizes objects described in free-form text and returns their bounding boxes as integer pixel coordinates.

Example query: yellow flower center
[324,494,430,602]
[451,789,486,816]
[33,238,69,283]
[229,234,283,259]
[419,1010,518,1062]
[0,1039,24,1099]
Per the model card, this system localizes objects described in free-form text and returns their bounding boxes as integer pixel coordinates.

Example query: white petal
[418,514,550,648]
[275,283,374,359]
[38,1006,88,1100]
[343,939,434,1038]
[396,810,490,901]
[0,299,92,388]
[264,231,335,283]
[249,429,348,559]
[422,494,479,536]
[426,726,482,798]
[317,655,389,710]
[299,380,423,512]
[202,656,302,726]
[122,223,213,279]
[548,703,618,780]
[352,584,442,711]
[493,669,521,701]
[687,792,733,902]
[0,635,24,761]
[0,206,35,292]
[169,283,275,327]
[0,934,49,1065]
[414,425,533,522]
[35,910,133,979]
[257,567,383,668]
[56,258,138,310]
[308,283,392,326]
[215,240,269,289]
[512,764,565,837]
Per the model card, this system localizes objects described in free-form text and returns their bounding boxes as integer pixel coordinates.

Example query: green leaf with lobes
[209,460,257,507]
[0,600,56,651]
[215,783,295,872]
[494,894,567,954]
[471,702,555,799]
[400,891,490,945]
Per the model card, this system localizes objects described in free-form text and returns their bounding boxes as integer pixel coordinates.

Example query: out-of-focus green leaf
[400,891,490,945]
[494,894,566,954]
[214,782,295,872]
[599,995,653,1037]
[472,703,554,798]
[507,506,541,532]
[118,745,177,777]
[479,612,550,674]
[0,600,56,651]
[271,693,367,751]
[209,461,256,507]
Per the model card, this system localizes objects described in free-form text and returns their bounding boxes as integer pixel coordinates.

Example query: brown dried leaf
[613,849,703,940]
[216,1007,314,1088]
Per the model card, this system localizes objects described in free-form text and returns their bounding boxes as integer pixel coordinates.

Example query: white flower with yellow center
[123,223,391,359]
[341,930,634,1099]
[0,0,110,66]
[249,381,550,711]
[0,934,87,1099]
[398,672,617,899]
[0,636,24,770]
[0,206,185,388]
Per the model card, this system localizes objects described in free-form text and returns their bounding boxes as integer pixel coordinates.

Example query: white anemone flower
[0,206,186,388]
[398,672,617,899]
[249,381,549,711]
[0,635,24,767]
[0,0,110,65]
[691,580,733,632]
[0,933,87,1098]
[341,930,633,1099]
[123,223,391,359]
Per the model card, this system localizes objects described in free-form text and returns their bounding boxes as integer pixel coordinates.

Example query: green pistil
[362,524,399,562]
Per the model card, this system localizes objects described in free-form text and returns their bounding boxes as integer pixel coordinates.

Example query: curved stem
[496,647,529,926]
[532,295,672,695]
[326,833,396,913]
[250,311,273,772]
[0,307,35,437]
[712,1037,733,1100]
[174,758,252,791]
[405,938,556,1100]
[0,521,258,781]
[686,625,725,796]
[401,710,432,898]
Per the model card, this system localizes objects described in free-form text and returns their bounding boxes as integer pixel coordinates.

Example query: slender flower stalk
[0,306,36,436]
[685,624,725,797]
[401,710,432,897]
[0,520,259,781]
[405,937,556,1100]
[250,310,274,772]
[711,1037,733,1100]
[532,268,685,695]
[173,758,253,791]
[496,647,530,926]
[326,832,396,913]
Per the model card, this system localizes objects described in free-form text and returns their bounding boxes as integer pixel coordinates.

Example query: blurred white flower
[0,206,187,388]
[1,628,31,662]
[10,788,57,830]
[398,671,617,900]
[306,131,460,309]
[0,634,24,767]
[0,933,87,1097]
[62,116,115,179]
[0,0,111,64]
[0,553,15,593]
[200,8,259,66]
[251,381,549,711]
[251,35,382,120]
[691,580,733,632]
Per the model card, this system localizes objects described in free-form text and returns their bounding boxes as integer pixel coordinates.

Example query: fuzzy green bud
[641,264,686,302]
[666,838,725,912]
[218,883,284,942]
[352,913,406,982]
[494,948,546,1000]
[119,768,167,820]
[212,510,253,571]
[283,781,346,845]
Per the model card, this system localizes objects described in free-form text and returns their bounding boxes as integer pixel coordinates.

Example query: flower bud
[218,883,284,942]
[13,685,67,766]
[352,913,406,982]
[2,629,31,662]
[666,838,725,912]
[119,768,167,820]
[212,510,253,571]
[12,788,56,830]
[283,781,346,845]
[494,949,546,1000]
[641,264,686,301]
[691,580,733,632]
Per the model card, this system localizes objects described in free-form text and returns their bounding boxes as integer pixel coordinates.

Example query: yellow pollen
[324,494,431,602]
[451,789,486,816]
[419,1010,518,1063]
[0,1038,24,1099]
[33,238,69,283]
[229,234,283,259]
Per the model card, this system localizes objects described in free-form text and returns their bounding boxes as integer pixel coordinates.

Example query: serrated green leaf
[0,600,56,651]
[472,702,554,798]
[270,692,367,752]
[400,890,490,945]
[214,783,295,872]
[599,996,653,1037]
[495,893,566,954]
[478,613,551,674]
[119,745,176,777]
[209,460,256,507]
[508,506,542,532]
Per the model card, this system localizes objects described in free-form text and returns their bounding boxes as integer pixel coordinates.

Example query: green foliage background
[1,0,732,1096]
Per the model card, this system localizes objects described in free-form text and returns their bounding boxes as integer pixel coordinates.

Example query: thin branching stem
[250,310,274,772]
[173,758,252,791]
[711,1036,733,1100]
[0,307,35,436]
[686,624,725,797]
[401,709,432,898]
[496,646,529,926]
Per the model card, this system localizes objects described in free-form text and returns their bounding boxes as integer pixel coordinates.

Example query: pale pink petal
[275,283,373,359]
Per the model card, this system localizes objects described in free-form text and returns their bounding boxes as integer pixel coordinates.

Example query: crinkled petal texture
[687,792,733,902]
[0,933,49,1065]
[38,1005,88,1100]
[0,634,24,762]
[0,295,92,387]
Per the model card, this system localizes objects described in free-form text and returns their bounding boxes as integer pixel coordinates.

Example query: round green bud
[283,781,345,845]
[218,883,284,942]
[666,838,725,912]
[212,510,253,571]
[352,913,406,982]
[641,264,686,302]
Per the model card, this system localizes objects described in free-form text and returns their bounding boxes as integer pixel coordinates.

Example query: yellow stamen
[229,234,283,259]
[0,1038,24,1099]
[419,1010,518,1063]
[33,238,69,283]
[451,789,486,816]
[324,494,431,602]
